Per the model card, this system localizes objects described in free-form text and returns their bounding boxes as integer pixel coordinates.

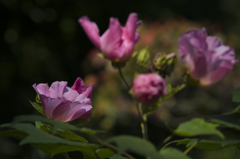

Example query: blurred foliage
[1,0,240,158]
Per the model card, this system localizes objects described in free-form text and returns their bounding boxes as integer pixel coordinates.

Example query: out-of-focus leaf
[232,88,240,103]
[110,154,128,159]
[136,47,151,67]
[174,118,225,139]
[210,112,240,131]
[0,129,28,140]
[96,148,115,159]
[35,121,88,143]
[12,115,104,135]
[172,138,240,151]
[106,135,165,159]
[30,101,45,116]
[159,147,191,159]
[1,123,99,157]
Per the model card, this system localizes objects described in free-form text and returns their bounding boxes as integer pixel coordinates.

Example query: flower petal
[39,95,63,118]
[78,16,101,49]
[49,81,68,98]
[52,101,92,122]
[33,83,49,97]
[125,13,138,41]
[100,17,123,61]
[71,77,86,94]
[63,87,80,101]
[83,83,93,99]
[206,36,222,51]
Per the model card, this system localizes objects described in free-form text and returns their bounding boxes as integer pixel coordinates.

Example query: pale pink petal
[100,17,123,61]
[39,95,63,118]
[83,83,93,99]
[48,81,68,98]
[78,16,101,49]
[33,83,49,97]
[63,87,79,101]
[125,13,138,41]
[206,36,222,51]
[71,77,86,94]
[52,102,92,122]
[74,94,91,104]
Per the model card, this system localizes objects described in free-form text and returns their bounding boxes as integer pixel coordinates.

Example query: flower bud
[133,73,167,105]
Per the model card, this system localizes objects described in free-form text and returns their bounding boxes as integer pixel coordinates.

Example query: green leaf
[173,138,240,151]
[136,47,151,67]
[30,101,45,116]
[106,135,165,159]
[0,129,28,140]
[110,154,128,159]
[35,121,88,143]
[232,88,240,103]
[174,118,225,139]
[12,115,104,135]
[210,112,240,131]
[1,123,99,156]
[159,147,191,159]
[96,148,115,159]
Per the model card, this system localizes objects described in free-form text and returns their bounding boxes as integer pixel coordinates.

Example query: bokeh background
[1,0,240,158]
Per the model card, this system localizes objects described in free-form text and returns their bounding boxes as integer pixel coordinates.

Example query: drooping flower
[33,77,93,122]
[178,28,238,85]
[78,13,141,62]
[133,73,167,105]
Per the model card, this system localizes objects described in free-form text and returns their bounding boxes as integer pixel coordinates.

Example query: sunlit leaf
[106,135,165,159]
[30,101,45,116]
[159,147,191,159]
[174,118,225,139]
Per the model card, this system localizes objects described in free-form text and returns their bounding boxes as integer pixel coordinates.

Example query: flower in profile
[33,77,93,122]
[133,73,167,105]
[178,28,238,85]
[78,13,141,62]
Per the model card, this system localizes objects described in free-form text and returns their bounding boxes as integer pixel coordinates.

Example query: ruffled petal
[39,95,63,118]
[100,17,123,61]
[52,101,92,122]
[71,77,86,94]
[63,87,80,101]
[74,94,91,104]
[206,36,222,51]
[125,13,138,41]
[83,83,93,99]
[78,16,101,49]
[48,81,68,98]
[33,83,49,97]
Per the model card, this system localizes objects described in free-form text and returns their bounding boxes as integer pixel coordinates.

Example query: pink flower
[178,28,238,85]
[133,73,167,105]
[33,77,93,122]
[78,13,141,62]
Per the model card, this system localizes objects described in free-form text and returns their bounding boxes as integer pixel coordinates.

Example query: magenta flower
[33,77,93,122]
[178,28,238,85]
[78,13,141,62]
[133,73,167,105]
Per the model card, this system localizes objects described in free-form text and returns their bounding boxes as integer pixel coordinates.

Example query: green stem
[183,140,198,155]
[157,134,174,150]
[138,103,148,140]
[118,68,130,89]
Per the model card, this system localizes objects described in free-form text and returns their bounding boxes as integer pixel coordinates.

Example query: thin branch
[118,68,131,89]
